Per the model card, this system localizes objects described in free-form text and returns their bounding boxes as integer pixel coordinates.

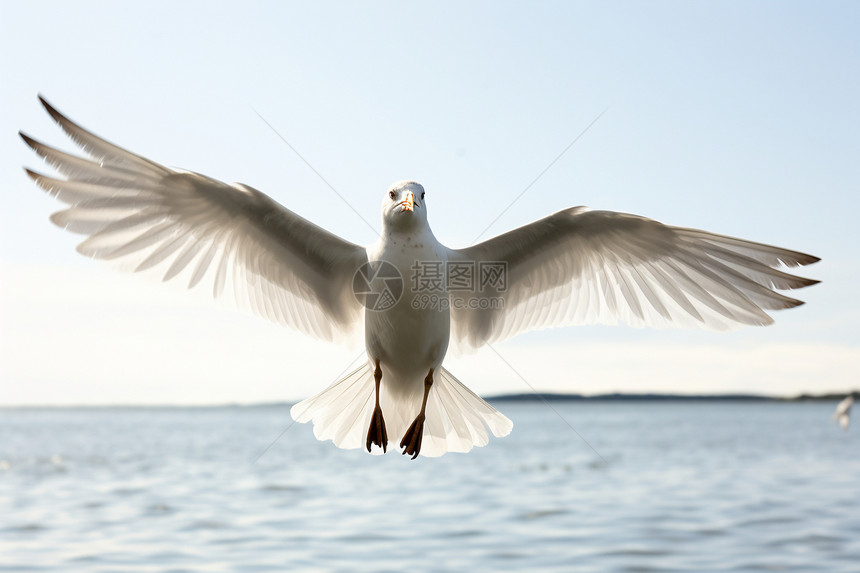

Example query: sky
[1,1,858,405]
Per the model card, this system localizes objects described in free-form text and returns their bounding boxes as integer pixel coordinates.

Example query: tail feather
[290,364,513,456]
[290,363,375,449]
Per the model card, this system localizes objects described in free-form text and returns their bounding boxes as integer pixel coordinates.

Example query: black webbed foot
[400,414,425,460]
[366,404,388,453]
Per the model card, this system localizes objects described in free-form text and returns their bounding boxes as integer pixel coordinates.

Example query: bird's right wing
[21,96,367,344]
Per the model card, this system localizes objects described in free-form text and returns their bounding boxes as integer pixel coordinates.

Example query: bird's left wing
[448,207,819,353]
[21,96,367,344]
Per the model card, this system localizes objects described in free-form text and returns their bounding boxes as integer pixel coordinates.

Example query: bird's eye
[421,192,425,200]
[389,191,396,200]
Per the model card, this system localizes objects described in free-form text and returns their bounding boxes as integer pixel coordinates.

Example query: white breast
[364,228,450,395]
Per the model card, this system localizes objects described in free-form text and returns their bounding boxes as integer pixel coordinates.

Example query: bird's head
[381,180,428,232]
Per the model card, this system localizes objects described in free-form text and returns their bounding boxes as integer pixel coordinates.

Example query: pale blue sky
[1,1,857,404]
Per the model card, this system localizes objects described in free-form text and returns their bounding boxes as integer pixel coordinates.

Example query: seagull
[832,396,853,430]
[21,96,820,458]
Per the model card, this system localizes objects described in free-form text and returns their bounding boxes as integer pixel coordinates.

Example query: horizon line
[2,389,857,409]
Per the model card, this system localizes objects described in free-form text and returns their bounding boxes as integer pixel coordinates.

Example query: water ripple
[1,402,858,572]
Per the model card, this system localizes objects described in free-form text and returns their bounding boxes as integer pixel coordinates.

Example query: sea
[1,401,858,572]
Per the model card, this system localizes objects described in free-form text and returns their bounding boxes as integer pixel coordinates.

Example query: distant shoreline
[2,390,857,409]
[487,391,860,403]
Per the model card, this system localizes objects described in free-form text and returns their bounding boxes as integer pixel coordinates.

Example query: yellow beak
[402,191,415,212]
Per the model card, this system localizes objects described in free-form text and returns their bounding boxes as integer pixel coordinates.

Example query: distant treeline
[487,390,860,403]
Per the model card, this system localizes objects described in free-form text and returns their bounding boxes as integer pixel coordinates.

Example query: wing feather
[22,97,366,344]
[449,208,818,352]
[189,237,222,289]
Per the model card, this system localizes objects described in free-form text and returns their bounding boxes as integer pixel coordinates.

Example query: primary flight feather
[21,96,819,458]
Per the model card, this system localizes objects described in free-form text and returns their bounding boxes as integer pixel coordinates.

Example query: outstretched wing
[22,96,367,344]
[448,207,819,353]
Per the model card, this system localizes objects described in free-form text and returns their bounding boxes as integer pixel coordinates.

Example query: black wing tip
[787,275,821,289]
[19,130,37,148]
[785,252,821,267]
[37,94,67,126]
[37,93,53,111]
[23,167,40,179]
[784,274,820,291]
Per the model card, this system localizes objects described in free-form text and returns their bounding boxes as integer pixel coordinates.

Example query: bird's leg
[366,359,388,453]
[400,368,434,460]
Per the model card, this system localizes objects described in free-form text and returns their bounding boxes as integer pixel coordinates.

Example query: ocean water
[1,401,858,572]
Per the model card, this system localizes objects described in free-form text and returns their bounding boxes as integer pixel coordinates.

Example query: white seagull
[832,396,853,430]
[21,97,820,458]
